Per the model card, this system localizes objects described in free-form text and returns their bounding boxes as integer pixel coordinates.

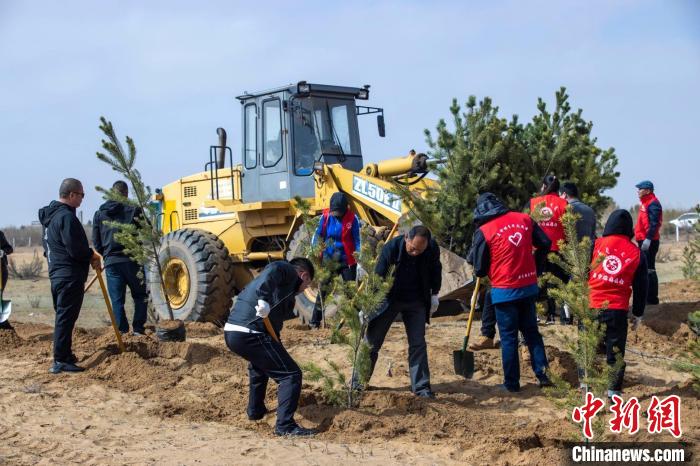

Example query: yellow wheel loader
[150,81,472,324]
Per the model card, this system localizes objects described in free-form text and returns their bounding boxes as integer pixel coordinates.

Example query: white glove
[430,295,440,315]
[641,239,651,252]
[255,299,271,319]
[631,316,642,331]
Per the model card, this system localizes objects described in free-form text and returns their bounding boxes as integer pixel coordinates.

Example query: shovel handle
[463,277,482,350]
[263,317,280,342]
[95,267,126,353]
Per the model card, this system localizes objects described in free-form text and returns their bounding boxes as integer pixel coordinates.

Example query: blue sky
[1,0,698,226]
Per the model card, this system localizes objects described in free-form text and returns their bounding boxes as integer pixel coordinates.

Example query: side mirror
[377,114,386,138]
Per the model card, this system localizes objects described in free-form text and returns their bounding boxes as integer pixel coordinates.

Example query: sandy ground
[0,280,698,465]
[0,247,698,464]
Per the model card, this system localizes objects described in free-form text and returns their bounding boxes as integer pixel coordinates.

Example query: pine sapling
[95,117,175,322]
[542,209,623,440]
[301,224,393,407]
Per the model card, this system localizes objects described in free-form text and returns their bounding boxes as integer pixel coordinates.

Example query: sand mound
[185,321,222,338]
[0,328,25,351]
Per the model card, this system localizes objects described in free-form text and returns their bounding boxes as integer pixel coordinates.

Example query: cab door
[258,94,290,201]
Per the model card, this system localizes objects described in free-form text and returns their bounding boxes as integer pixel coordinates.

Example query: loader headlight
[357,89,369,100]
[313,161,325,174]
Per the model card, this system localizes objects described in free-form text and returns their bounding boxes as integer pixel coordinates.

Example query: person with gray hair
[39,178,101,374]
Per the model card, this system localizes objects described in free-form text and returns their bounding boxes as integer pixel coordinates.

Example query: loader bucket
[432,247,474,317]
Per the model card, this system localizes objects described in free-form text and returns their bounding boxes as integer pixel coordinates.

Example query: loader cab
[236,81,383,203]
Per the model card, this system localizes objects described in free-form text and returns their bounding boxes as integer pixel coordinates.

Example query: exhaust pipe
[216,128,227,169]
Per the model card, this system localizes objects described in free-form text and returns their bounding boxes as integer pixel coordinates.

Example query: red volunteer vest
[321,208,357,266]
[530,194,568,252]
[634,193,662,241]
[588,235,641,311]
[480,212,538,288]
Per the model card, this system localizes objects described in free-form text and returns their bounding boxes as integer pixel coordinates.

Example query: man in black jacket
[92,181,147,335]
[365,225,442,399]
[224,258,316,437]
[39,178,101,374]
[0,229,13,329]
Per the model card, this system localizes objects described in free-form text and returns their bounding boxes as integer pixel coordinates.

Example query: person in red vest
[589,209,648,398]
[634,180,662,305]
[469,193,553,392]
[310,192,361,328]
[529,174,569,324]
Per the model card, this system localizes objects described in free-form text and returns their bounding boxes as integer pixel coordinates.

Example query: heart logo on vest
[602,255,622,275]
[508,232,523,247]
[539,206,554,221]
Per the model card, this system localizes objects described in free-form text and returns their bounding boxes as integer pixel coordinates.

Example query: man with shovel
[92,181,147,335]
[469,193,552,392]
[224,257,316,437]
[39,178,101,374]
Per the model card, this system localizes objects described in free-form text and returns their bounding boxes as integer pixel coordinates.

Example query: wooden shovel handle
[263,317,280,342]
[95,267,126,353]
[463,277,482,349]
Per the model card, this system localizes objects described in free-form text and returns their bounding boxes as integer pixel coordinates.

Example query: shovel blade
[453,349,475,379]
[0,300,11,324]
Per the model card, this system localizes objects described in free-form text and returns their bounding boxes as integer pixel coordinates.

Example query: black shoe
[274,424,317,437]
[415,390,436,399]
[247,409,269,421]
[66,353,78,364]
[545,316,556,325]
[538,377,554,388]
[49,362,85,374]
[133,330,146,336]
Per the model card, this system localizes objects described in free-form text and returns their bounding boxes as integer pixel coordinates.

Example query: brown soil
[0,281,698,464]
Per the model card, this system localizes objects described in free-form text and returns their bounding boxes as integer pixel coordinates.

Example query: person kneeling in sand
[224,258,316,437]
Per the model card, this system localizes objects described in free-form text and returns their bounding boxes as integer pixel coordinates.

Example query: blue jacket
[312,214,360,265]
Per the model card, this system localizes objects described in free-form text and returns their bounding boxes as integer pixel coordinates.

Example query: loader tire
[147,229,235,326]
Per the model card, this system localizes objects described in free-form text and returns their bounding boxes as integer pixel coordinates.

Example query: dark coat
[38,201,93,282]
[374,234,442,323]
[92,200,141,266]
[226,261,301,338]
[568,199,597,243]
[0,230,13,289]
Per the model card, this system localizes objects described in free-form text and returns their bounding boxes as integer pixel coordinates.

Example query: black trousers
[311,263,356,326]
[366,300,431,394]
[480,290,497,339]
[224,330,302,430]
[540,257,569,319]
[600,310,628,391]
[50,278,85,363]
[638,239,659,305]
